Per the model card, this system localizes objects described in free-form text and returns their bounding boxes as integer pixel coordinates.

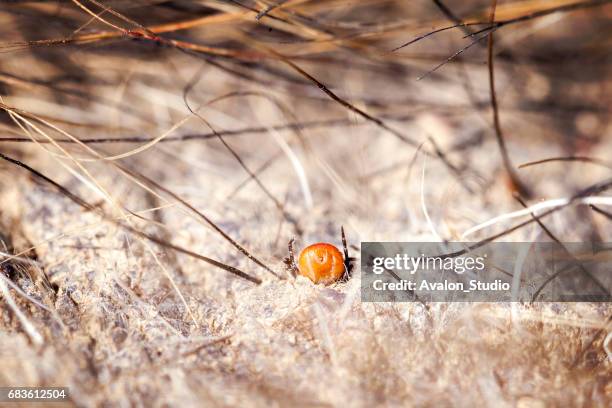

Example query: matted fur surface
[0,1,610,406]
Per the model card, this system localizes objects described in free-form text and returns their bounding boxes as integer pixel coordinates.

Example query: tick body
[284,227,353,284]
[298,243,345,285]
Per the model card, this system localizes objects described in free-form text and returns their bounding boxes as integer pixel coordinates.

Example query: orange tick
[298,243,345,284]
[285,227,354,284]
